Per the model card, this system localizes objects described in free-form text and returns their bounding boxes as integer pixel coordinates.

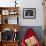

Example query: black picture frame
[23,8,36,19]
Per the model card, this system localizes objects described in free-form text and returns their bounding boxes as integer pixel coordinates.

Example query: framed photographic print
[2,10,9,15]
[23,8,36,19]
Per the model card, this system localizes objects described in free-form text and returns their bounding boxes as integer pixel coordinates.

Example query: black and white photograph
[23,8,36,19]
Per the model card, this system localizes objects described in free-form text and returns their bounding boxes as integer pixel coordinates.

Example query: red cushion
[21,28,41,46]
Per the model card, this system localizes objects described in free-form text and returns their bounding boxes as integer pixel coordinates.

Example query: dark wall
[18,26,44,44]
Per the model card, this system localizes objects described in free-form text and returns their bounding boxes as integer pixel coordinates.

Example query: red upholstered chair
[21,28,41,46]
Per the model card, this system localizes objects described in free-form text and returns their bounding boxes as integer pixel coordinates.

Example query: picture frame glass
[23,8,36,19]
[2,10,9,15]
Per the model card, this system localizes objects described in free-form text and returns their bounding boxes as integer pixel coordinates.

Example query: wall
[0,0,15,7]
[18,0,44,26]
[0,0,44,26]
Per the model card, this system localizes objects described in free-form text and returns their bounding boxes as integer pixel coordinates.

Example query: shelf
[1,40,19,46]
[0,7,19,16]
[0,24,20,32]
[0,7,20,46]
[1,15,19,24]
[2,40,19,43]
[0,7,19,24]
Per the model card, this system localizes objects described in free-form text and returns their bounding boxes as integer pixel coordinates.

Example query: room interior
[0,0,45,46]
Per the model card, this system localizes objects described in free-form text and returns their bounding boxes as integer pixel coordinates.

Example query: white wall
[0,0,15,7]
[18,0,44,26]
[0,0,44,26]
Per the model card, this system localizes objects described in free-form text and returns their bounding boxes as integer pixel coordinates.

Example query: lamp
[14,28,17,32]
[15,0,17,7]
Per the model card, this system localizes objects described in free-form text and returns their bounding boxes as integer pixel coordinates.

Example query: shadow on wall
[18,26,44,44]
